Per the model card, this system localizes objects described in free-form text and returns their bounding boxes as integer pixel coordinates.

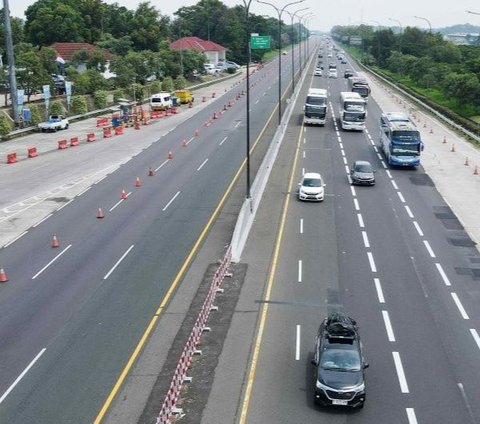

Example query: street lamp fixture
[466,10,480,16]
[256,0,306,125]
[414,15,432,33]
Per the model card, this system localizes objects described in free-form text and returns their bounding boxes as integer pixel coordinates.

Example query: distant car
[341,58,348,64]
[328,68,338,78]
[312,312,368,408]
[203,63,219,75]
[350,160,376,185]
[344,69,354,78]
[282,51,288,55]
[314,67,323,77]
[298,172,325,201]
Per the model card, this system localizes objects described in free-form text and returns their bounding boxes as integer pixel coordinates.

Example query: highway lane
[206,42,480,424]
[0,49,310,422]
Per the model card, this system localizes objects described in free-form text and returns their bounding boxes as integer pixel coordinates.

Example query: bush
[174,75,187,89]
[94,90,108,109]
[149,81,162,95]
[28,104,43,125]
[161,77,174,92]
[50,100,66,115]
[71,95,88,115]
[126,83,144,101]
[0,112,13,135]
[226,67,237,74]
[113,89,125,103]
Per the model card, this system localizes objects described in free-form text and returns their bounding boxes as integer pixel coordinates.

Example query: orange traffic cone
[464,157,469,166]
[474,166,479,175]
[96,208,105,219]
[121,189,128,199]
[148,167,155,176]
[0,267,8,283]
[451,144,456,153]
[168,151,173,159]
[443,136,447,144]
[135,177,141,187]
[194,129,199,137]
[51,234,59,248]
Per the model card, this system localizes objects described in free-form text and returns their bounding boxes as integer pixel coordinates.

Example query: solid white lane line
[155,160,169,172]
[423,240,436,258]
[353,198,360,211]
[470,329,480,350]
[435,263,451,286]
[350,186,356,197]
[397,192,406,203]
[32,245,72,279]
[219,136,228,145]
[362,231,370,248]
[357,213,365,228]
[298,260,302,283]
[77,187,91,196]
[406,408,418,424]
[299,219,304,234]
[162,191,181,211]
[295,325,301,360]
[391,180,399,190]
[367,252,377,273]
[4,231,28,248]
[57,199,74,211]
[386,170,393,179]
[103,245,134,280]
[33,213,53,227]
[451,292,469,319]
[413,221,424,236]
[374,278,385,303]
[196,158,209,171]
[0,348,46,404]
[392,351,410,393]
[382,310,396,342]
[405,205,414,218]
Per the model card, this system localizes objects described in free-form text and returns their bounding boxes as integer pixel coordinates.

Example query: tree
[442,72,480,105]
[16,50,51,101]
[129,2,171,51]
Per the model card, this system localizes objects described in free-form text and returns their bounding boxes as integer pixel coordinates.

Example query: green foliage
[113,89,125,103]
[0,113,13,135]
[71,95,88,114]
[161,77,174,92]
[93,90,108,109]
[126,83,144,101]
[174,75,187,89]
[50,100,66,115]
[28,104,43,125]
[149,81,162,95]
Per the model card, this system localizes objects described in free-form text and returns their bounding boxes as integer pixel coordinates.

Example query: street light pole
[414,15,432,33]
[3,0,19,125]
[256,0,305,125]
[284,7,308,96]
[300,13,313,71]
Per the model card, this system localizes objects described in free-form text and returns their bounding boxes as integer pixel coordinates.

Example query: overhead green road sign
[251,35,271,49]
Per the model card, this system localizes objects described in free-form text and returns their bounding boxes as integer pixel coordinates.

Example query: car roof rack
[325,312,357,340]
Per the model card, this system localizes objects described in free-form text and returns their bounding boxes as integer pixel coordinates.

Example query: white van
[150,92,173,111]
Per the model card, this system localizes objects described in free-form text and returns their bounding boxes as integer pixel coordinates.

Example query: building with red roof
[170,36,226,64]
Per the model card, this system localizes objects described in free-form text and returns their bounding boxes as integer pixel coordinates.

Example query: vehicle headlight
[316,380,331,390]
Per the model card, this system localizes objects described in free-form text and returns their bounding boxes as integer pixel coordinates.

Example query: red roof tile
[170,36,226,52]
[50,42,113,61]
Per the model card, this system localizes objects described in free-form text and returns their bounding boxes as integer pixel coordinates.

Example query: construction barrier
[87,132,96,142]
[96,117,109,127]
[58,139,68,149]
[70,136,79,147]
[7,152,17,164]
[114,126,124,135]
[151,111,162,119]
[103,127,112,138]
[27,147,38,158]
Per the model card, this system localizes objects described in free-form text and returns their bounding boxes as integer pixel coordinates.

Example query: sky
[9,0,480,32]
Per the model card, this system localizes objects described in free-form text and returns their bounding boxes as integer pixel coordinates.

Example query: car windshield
[321,348,361,371]
[354,163,372,173]
[302,177,322,187]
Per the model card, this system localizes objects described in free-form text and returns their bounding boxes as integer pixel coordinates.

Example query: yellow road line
[238,120,304,423]
[94,97,278,423]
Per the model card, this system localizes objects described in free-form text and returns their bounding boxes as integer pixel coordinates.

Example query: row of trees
[332,25,480,117]
[1,0,309,103]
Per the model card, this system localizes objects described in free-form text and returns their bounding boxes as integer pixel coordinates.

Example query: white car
[204,63,219,75]
[328,69,338,78]
[298,172,325,201]
[314,68,323,76]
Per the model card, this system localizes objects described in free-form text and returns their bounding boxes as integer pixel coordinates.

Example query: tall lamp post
[256,0,305,125]
[3,0,19,125]
[414,15,432,33]
[284,7,309,96]
[298,13,313,73]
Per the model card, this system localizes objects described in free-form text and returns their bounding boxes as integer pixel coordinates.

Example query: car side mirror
[311,359,318,366]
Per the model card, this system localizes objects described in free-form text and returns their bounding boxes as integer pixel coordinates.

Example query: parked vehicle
[203,63,219,75]
[38,115,69,132]
[150,92,173,111]
[173,89,194,104]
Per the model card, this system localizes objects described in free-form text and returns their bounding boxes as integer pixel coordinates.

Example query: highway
[196,41,480,424]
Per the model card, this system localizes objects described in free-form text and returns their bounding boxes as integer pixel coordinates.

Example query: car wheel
[65,124,69,129]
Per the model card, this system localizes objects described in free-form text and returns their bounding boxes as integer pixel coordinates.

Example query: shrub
[71,95,88,115]
[113,89,125,103]
[226,67,237,74]
[126,83,144,101]
[94,90,108,109]
[28,104,43,125]
[149,81,162,94]
[174,75,187,89]
[161,77,174,92]
[0,112,13,135]
[50,100,66,115]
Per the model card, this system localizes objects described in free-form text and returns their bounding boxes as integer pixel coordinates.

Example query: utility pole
[3,0,19,124]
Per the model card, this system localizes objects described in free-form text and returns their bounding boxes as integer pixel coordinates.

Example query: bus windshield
[391,130,420,142]
[344,111,366,122]
[306,96,326,106]
[344,102,365,112]
[391,144,420,156]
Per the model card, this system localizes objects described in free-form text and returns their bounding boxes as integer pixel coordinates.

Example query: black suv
[311,313,368,408]
[344,69,354,78]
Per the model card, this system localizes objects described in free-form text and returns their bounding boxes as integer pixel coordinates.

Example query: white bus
[339,92,366,131]
[347,72,370,102]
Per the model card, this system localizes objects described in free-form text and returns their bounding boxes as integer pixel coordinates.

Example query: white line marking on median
[298,260,302,283]
[0,348,46,405]
[32,244,72,279]
[299,219,304,234]
[413,221,424,236]
[33,213,53,227]
[197,158,209,171]
[350,186,356,197]
[392,351,410,393]
[404,205,414,218]
[406,408,418,424]
[374,278,385,303]
[342,157,348,165]
[296,325,301,360]
[162,191,181,211]
[381,161,387,169]
[219,136,228,146]
[353,198,360,211]
[344,165,350,175]
[391,180,399,190]
[367,252,377,273]
[57,199,74,211]
[386,170,393,179]
[155,160,169,172]
[4,231,28,248]
[362,231,370,248]
[103,245,134,280]
[423,240,436,258]
[397,192,406,203]
[451,292,469,319]
[357,213,365,228]
[470,329,480,350]
[382,310,396,342]
[435,263,451,286]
